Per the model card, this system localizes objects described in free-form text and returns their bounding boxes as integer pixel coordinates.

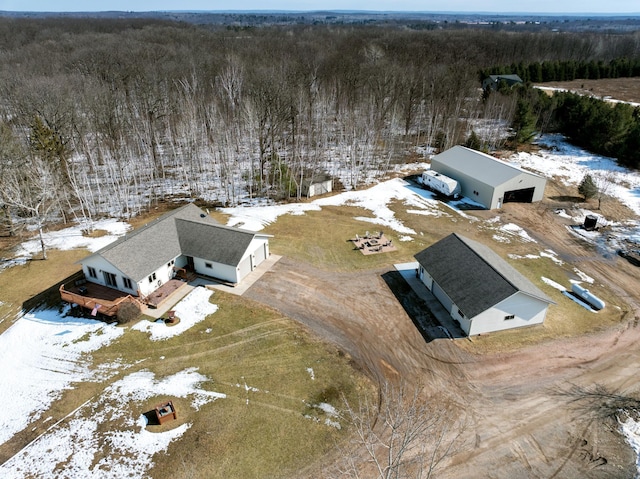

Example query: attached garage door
[238,256,252,282]
[504,187,535,203]
[254,242,267,265]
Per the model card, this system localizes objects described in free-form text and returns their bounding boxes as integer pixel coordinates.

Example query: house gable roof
[488,74,523,83]
[432,145,544,188]
[81,203,266,282]
[414,233,552,319]
[176,218,257,266]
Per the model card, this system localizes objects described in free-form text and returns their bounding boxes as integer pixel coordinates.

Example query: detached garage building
[415,233,554,336]
[79,203,271,297]
[431,145,547,209]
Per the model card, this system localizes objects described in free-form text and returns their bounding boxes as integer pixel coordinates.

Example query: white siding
[467,292,549,335]
[418,266,433,289]
[139,263,174,297]
[82,256,129,294]
[193,258,238,284]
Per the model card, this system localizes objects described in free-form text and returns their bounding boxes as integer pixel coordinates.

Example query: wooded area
[0,17,638,235]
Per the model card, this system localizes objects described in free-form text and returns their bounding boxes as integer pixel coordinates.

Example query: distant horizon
[0,0,638,16]
[3,9,640,16]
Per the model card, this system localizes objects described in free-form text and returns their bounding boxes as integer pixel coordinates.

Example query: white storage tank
[419,170,461,198]
[571,283,605,310]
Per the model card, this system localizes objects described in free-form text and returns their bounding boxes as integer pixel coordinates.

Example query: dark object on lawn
[583,214,598,231]
[155,401,177,425]
[618,249,640,267]
[166,310,177,324]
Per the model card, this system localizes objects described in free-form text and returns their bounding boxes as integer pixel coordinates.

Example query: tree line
[485,83,639,169]
[481,57,640,83]
[0,18,638,237]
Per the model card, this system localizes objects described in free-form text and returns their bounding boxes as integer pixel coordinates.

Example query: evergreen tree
[511,98,537,145]
[465,130,482,150]
[578,174,598,200]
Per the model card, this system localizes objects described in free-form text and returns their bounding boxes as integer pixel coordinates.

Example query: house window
[123,277,133,290]
[87,266,97,278]
[504,314,515,320]
[103,271,117,288]
[167,259,175,268]
[205,262,212,269]
[148,272,157,283]
[457,307,465,319]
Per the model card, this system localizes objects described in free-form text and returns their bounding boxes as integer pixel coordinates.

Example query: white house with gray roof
[79,204,271,297]
[414,233,553,336]
[431,145,547,209]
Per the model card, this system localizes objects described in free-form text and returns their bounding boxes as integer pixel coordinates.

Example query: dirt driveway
[245,184,640,478]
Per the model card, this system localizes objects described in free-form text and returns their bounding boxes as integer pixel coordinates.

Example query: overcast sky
[0,0,638,14]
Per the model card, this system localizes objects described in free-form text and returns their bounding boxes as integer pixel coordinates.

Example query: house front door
[186,256,195,271]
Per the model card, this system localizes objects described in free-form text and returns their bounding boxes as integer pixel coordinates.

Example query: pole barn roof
[431,146,545,188]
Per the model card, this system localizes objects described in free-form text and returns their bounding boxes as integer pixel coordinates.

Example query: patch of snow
[541,277,567,291]
[540,250,564,265]
[224,178,448,235]
[398,235,413,242]
[620,415,640,477]
[14,219,131,259]
[306,368,315,380]
[0,306,124,446]
[555,208,572,219]
[512,133,640,216]
[0,368,224,479]
[492,223,536,243]
[131,287,217,340]
[573,269,594,284]
[509,253,543,260]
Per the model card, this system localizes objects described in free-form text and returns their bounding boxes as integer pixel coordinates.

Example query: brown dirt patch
[535,77,640,104]
[245,176,640,478]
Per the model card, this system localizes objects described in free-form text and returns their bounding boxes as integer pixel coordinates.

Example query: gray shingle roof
[414,233,552,318]
[176,218,256,266]
[82,203,264,282]
[432,145,544,188]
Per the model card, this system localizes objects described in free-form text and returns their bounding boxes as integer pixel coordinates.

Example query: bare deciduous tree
[329,381,467,479]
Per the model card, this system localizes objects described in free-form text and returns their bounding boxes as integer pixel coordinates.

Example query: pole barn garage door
[504,187,535,203]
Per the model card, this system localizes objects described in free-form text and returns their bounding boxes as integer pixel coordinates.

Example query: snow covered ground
[1,134,640,477]
[0,289,224,478]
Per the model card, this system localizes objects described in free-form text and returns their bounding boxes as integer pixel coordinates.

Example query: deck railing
[59,283,141,317]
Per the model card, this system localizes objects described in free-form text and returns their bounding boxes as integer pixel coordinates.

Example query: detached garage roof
[415,233,553,319]
[432,145,544,187]
[82,204,269,282]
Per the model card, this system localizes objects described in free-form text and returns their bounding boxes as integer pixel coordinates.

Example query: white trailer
[419,170,461,198]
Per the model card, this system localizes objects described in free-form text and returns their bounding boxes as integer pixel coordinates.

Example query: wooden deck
[350,231,398,255]
[60,281,142,317]
[144,279,189,308]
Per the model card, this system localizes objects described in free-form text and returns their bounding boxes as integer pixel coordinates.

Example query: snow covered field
[1,135,639,477]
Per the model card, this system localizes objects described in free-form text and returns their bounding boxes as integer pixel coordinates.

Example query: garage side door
[432,282,453,313]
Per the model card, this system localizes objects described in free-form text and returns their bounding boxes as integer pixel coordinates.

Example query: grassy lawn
[87,291,369,479]
[224,193,632,355]
[0,249,89,334]
[1,186,635,475]
[0,232,374,478]
[259,204,421,272]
